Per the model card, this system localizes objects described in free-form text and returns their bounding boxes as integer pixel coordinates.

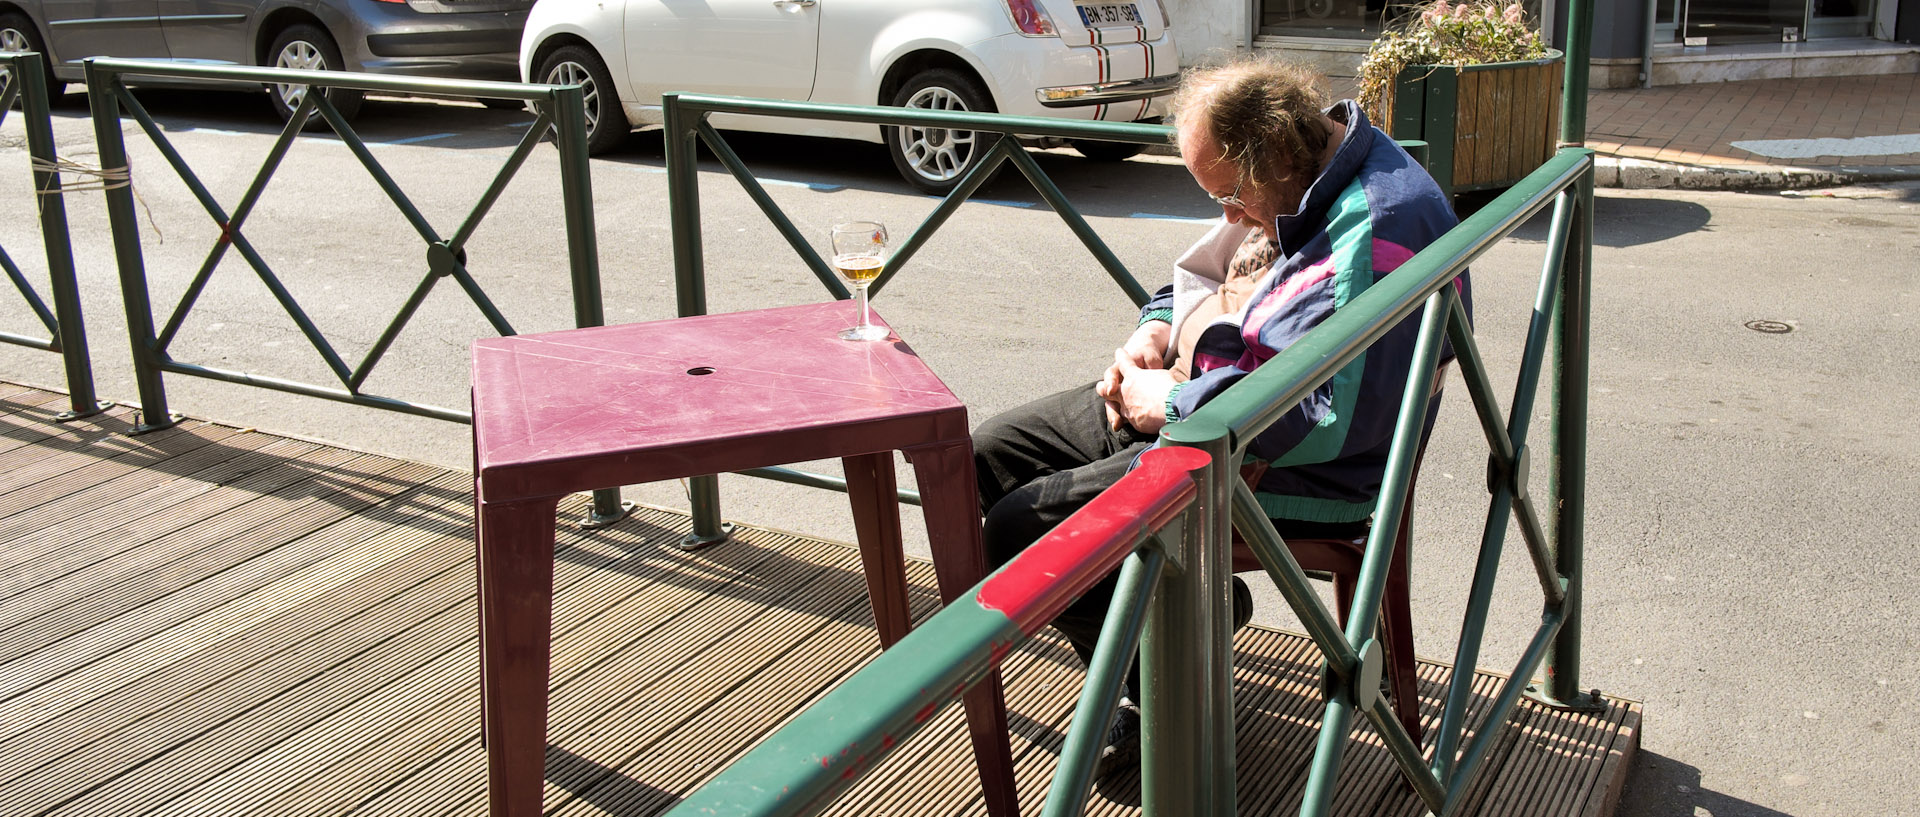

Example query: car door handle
[772,0,816,9]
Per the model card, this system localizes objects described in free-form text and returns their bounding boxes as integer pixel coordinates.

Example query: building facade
[1164,0,1920,87]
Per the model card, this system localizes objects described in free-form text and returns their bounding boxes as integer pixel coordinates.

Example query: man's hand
[1099,358,1176,435]
[1100,321,1171,416]
[1118,321,1170,371]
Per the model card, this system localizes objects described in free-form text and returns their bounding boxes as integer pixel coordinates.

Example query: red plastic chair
[1230,395,1438,744]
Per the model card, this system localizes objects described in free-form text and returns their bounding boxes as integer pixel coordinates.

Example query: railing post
[1543,165,1598,708]
[549,83,628,527]
[85,61,176,433]
[1146,420,1235,817]
[1560,0,1593,147]
[662,92,730,547]
[16,55,102,421]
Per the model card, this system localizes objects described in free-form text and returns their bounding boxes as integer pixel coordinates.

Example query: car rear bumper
[1035,72,1180,108]
[366,27,520,58]
[336,3,528,82]
[972,31,1177,122]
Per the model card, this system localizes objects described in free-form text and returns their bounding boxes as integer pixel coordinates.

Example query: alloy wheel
[273,40,326,113]
[543,61,599,133]
[895,86,976,183]
[0,27,29,99]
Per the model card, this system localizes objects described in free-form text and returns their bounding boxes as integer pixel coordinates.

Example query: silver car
[0,0,529,124]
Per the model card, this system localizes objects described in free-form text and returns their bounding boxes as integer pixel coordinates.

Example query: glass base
[838,324,891,342]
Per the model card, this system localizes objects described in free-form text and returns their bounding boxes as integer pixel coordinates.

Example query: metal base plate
[677,522,735,551]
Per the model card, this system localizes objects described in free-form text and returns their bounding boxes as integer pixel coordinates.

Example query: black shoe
[1092,697,1140,780]
[1231,575,1254,633]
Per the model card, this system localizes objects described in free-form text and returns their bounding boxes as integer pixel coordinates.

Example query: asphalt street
[1,90,1916,817]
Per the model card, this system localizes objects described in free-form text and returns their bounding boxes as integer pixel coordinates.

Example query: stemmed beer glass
[831,221,890,341]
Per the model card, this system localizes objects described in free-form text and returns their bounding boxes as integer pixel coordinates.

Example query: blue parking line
[930,196,1035,209]
[758,177,843,191]
[1129,213,1218,224]
[175,127,454,147]
[621,165,839,192]
[381,132,455,145]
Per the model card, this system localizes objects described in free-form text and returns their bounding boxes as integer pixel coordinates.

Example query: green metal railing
[661,0,1599,806]
[663,444,1214,817]
[81,57,625,522]
[663,91,1169,546]
[1166,146,1598,816]
[0,52,102,420]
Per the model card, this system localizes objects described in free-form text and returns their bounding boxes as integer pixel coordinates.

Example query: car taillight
[1002,0,1058,36]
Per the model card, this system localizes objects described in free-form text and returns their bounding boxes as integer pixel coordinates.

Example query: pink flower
[1503,2,1524,24]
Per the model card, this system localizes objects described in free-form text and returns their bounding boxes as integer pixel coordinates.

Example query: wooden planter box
[1383,50,1564,196]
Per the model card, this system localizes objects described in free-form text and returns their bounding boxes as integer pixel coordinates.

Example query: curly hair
[1169,55,1332,197]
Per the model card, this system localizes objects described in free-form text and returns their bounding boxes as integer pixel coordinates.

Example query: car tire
[886,68,997,195]
[265,24,363,130]
[1070,139,1146,162]
[0,13,63,104]
[538,45,629,156]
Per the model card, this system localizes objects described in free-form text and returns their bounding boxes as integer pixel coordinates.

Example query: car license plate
[1076,2,1143,27]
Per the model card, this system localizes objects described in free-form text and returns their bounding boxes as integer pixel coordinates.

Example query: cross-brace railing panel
[661,445,1212,817]
[80,56,624,521]
[0,52,100,420]
[662,92,1171,543]
[1165,147,1599,817]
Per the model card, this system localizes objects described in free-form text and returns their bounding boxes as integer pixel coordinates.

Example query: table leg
[907,441,1020,817]
[477,495,561,817]
[842,452,912,647]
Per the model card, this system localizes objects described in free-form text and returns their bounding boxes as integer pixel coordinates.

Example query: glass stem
[859,283,872,329]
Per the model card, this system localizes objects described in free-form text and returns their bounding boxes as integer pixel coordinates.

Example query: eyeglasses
[1209,177,1247,209]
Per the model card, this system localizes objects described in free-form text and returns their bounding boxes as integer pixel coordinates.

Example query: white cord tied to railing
[26,153,161,240]
[31,154,132,193]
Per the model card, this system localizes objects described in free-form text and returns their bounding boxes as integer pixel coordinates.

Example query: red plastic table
[470,300,1017,817]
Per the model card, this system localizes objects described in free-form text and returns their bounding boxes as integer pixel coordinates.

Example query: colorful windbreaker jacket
[1141,101,1470,523]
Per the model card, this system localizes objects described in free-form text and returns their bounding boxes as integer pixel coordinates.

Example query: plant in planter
[1356,0,1562,195]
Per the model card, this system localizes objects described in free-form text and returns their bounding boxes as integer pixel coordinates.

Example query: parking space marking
[172,127,455,147]
[1129,213,1217,224]
[379,133,456,146]
[758,177,843,191]
[930,196,1035,209]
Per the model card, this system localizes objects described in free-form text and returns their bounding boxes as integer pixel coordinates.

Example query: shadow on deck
[0,382,1640,817]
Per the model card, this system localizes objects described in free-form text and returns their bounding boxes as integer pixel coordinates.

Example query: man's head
[1171,56,1337,237]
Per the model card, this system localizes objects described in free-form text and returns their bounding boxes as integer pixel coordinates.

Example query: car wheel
[538,45,629,155]
[886,68,996,195]
[1070,139,1146,162]
[0,13,62,104]
[265,24,363,130]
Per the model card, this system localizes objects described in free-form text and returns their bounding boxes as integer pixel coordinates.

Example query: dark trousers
[973,383,1368,694]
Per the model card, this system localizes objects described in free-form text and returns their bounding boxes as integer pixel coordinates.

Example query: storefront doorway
[1657,0,1878,44]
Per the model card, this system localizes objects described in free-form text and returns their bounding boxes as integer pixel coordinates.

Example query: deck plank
[0,454,442,646]
[0,382,1639,817]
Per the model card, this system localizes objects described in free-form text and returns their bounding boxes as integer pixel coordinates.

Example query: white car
[518,0,1178,192]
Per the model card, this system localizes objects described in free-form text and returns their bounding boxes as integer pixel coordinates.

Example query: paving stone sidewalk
[1584,73,1920,190]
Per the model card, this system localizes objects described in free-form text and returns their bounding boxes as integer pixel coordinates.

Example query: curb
[1592,157,1920,191]
[1139,144,1920,192]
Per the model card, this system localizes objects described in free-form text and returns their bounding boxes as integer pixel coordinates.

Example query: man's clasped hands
[1097,319,1177,435]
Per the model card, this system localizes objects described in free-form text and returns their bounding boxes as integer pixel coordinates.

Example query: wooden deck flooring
[0,382,1640,817]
